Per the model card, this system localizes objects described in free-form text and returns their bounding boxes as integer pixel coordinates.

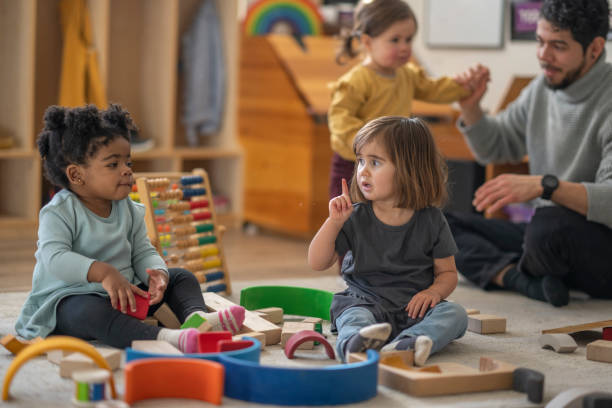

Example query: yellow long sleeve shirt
[328,63,468,161]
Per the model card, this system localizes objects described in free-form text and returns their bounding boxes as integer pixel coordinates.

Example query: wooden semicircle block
[123,358,224,405]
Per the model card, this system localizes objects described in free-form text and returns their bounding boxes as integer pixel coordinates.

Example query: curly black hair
[540,0,610,52]
[37,103,137,190]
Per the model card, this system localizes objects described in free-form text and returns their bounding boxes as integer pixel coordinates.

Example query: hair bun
[65,105,102,140]
[42,106,67,132]
[102,103,135,132]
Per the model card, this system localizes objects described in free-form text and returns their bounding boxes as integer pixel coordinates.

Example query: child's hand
[146,268,168,305]
[101,267,148,314]
[405,289,442,319]
[329,178,353,226]
[456,64,490,110]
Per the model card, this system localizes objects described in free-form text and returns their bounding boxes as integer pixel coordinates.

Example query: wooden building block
[542,319,612,334]
[153,303,181,329]
[59,347,121,378]
[465,308,480,315]
[281,321,316,349]
[234,332,266,350]
[253,307,284,324]
[1,335,42,355]
[468,314,506,334]
[348,354,516,397]
[204,292,281,345]
[539,333,578,353]
[142,317,158,326]
[181,314,212,332]
[586,340,612,363]
[47,349,74,365]
[602,327,612,341]
[131,340,182,355]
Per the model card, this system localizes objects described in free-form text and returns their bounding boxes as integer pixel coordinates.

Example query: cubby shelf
[0,0,242,229]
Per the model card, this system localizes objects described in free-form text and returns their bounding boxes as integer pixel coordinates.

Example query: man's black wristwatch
[541,174,559,200]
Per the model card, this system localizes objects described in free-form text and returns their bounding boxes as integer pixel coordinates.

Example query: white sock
[185,305,245,335]
[414,335,433,366]
[157,328,199,353]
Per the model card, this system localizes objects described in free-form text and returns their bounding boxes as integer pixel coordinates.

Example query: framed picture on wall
[426,0,504,48]
[511,1,542,41]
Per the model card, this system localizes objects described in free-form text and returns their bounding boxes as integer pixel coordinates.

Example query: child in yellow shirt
[328,0,488,198]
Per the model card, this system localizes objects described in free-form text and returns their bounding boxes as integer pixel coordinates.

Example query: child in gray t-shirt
[309,116,468,365]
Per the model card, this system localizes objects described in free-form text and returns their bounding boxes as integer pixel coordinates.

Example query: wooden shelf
[0,0,242,229]
[174,147,242,159]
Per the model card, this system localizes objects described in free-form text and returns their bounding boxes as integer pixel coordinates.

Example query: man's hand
[456,64,490,126]
[473,174,542,215]
[329,178,353,226]
[147,268,168,305]
[406,289,442,319]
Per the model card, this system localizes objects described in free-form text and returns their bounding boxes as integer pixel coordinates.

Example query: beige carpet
[1,276,611,408]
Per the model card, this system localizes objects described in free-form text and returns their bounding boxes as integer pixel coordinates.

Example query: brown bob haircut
[350,116,448,210]
[336,0,417,64]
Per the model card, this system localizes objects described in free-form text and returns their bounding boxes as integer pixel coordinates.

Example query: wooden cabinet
[239,34,473,238]
[0,0,242,228]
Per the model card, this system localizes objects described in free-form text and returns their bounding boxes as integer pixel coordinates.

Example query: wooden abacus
[133,168,231,295]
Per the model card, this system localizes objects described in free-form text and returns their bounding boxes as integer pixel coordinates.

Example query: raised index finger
[341,178,350,199]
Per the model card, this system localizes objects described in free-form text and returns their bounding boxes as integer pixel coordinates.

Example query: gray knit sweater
[459,52,612,229]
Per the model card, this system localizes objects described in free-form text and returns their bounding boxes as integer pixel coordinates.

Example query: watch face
[543,175,559,189]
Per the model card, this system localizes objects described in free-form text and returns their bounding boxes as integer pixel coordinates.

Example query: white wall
[406,0,612,112]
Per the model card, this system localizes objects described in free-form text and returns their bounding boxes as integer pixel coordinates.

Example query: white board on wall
[426,0,505,48]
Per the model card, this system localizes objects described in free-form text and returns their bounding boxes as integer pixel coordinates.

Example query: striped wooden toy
[134,169,232,295]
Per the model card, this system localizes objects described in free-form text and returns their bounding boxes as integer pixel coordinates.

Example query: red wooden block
[114,293,150,320]
[197,331,232,353]
[217,340,254,352]
[603,327,612,341]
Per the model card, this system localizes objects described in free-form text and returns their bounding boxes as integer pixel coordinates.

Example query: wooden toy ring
[284,330,334,360]
[2,336,117,401]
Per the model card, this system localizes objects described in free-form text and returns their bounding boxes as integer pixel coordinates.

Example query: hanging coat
[181,0,226,146]
[58,0,107,108]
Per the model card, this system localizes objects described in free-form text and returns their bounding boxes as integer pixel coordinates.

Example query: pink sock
[177,328,199,353]
[187,305,246,335]
[217,306,246,334]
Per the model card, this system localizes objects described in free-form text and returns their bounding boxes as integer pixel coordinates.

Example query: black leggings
[53,268,206,348]
[447,206,612,298]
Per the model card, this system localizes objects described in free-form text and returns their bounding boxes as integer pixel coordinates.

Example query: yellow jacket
[58,0,106,108]
[328,63,468,161]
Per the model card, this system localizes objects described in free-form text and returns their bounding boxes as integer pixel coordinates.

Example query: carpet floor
[1,276,611,408]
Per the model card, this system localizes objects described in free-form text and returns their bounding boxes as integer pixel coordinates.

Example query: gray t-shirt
[331,202,457,323]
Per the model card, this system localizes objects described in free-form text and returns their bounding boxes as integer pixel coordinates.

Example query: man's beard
[542,57,586,90]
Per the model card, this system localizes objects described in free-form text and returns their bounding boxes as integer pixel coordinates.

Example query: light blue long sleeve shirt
[16,189,167,338]
[458,52,612,228]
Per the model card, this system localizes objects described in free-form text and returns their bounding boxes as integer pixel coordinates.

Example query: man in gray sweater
[448,0,612,306]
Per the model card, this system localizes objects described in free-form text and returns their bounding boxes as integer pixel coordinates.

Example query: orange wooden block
[1,335,42,355]
[124,358,224,405]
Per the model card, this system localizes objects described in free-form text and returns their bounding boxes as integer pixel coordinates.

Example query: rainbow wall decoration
[243,0,324,36]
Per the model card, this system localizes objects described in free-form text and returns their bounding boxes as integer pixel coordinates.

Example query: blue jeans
[335,301,468,362]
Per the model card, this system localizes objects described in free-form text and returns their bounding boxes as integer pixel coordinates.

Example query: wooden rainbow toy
[243,0,323,36]
[134,169,232,295]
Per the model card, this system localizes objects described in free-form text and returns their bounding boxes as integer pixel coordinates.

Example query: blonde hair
[336,0,417,64]
[350,116,448,210]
